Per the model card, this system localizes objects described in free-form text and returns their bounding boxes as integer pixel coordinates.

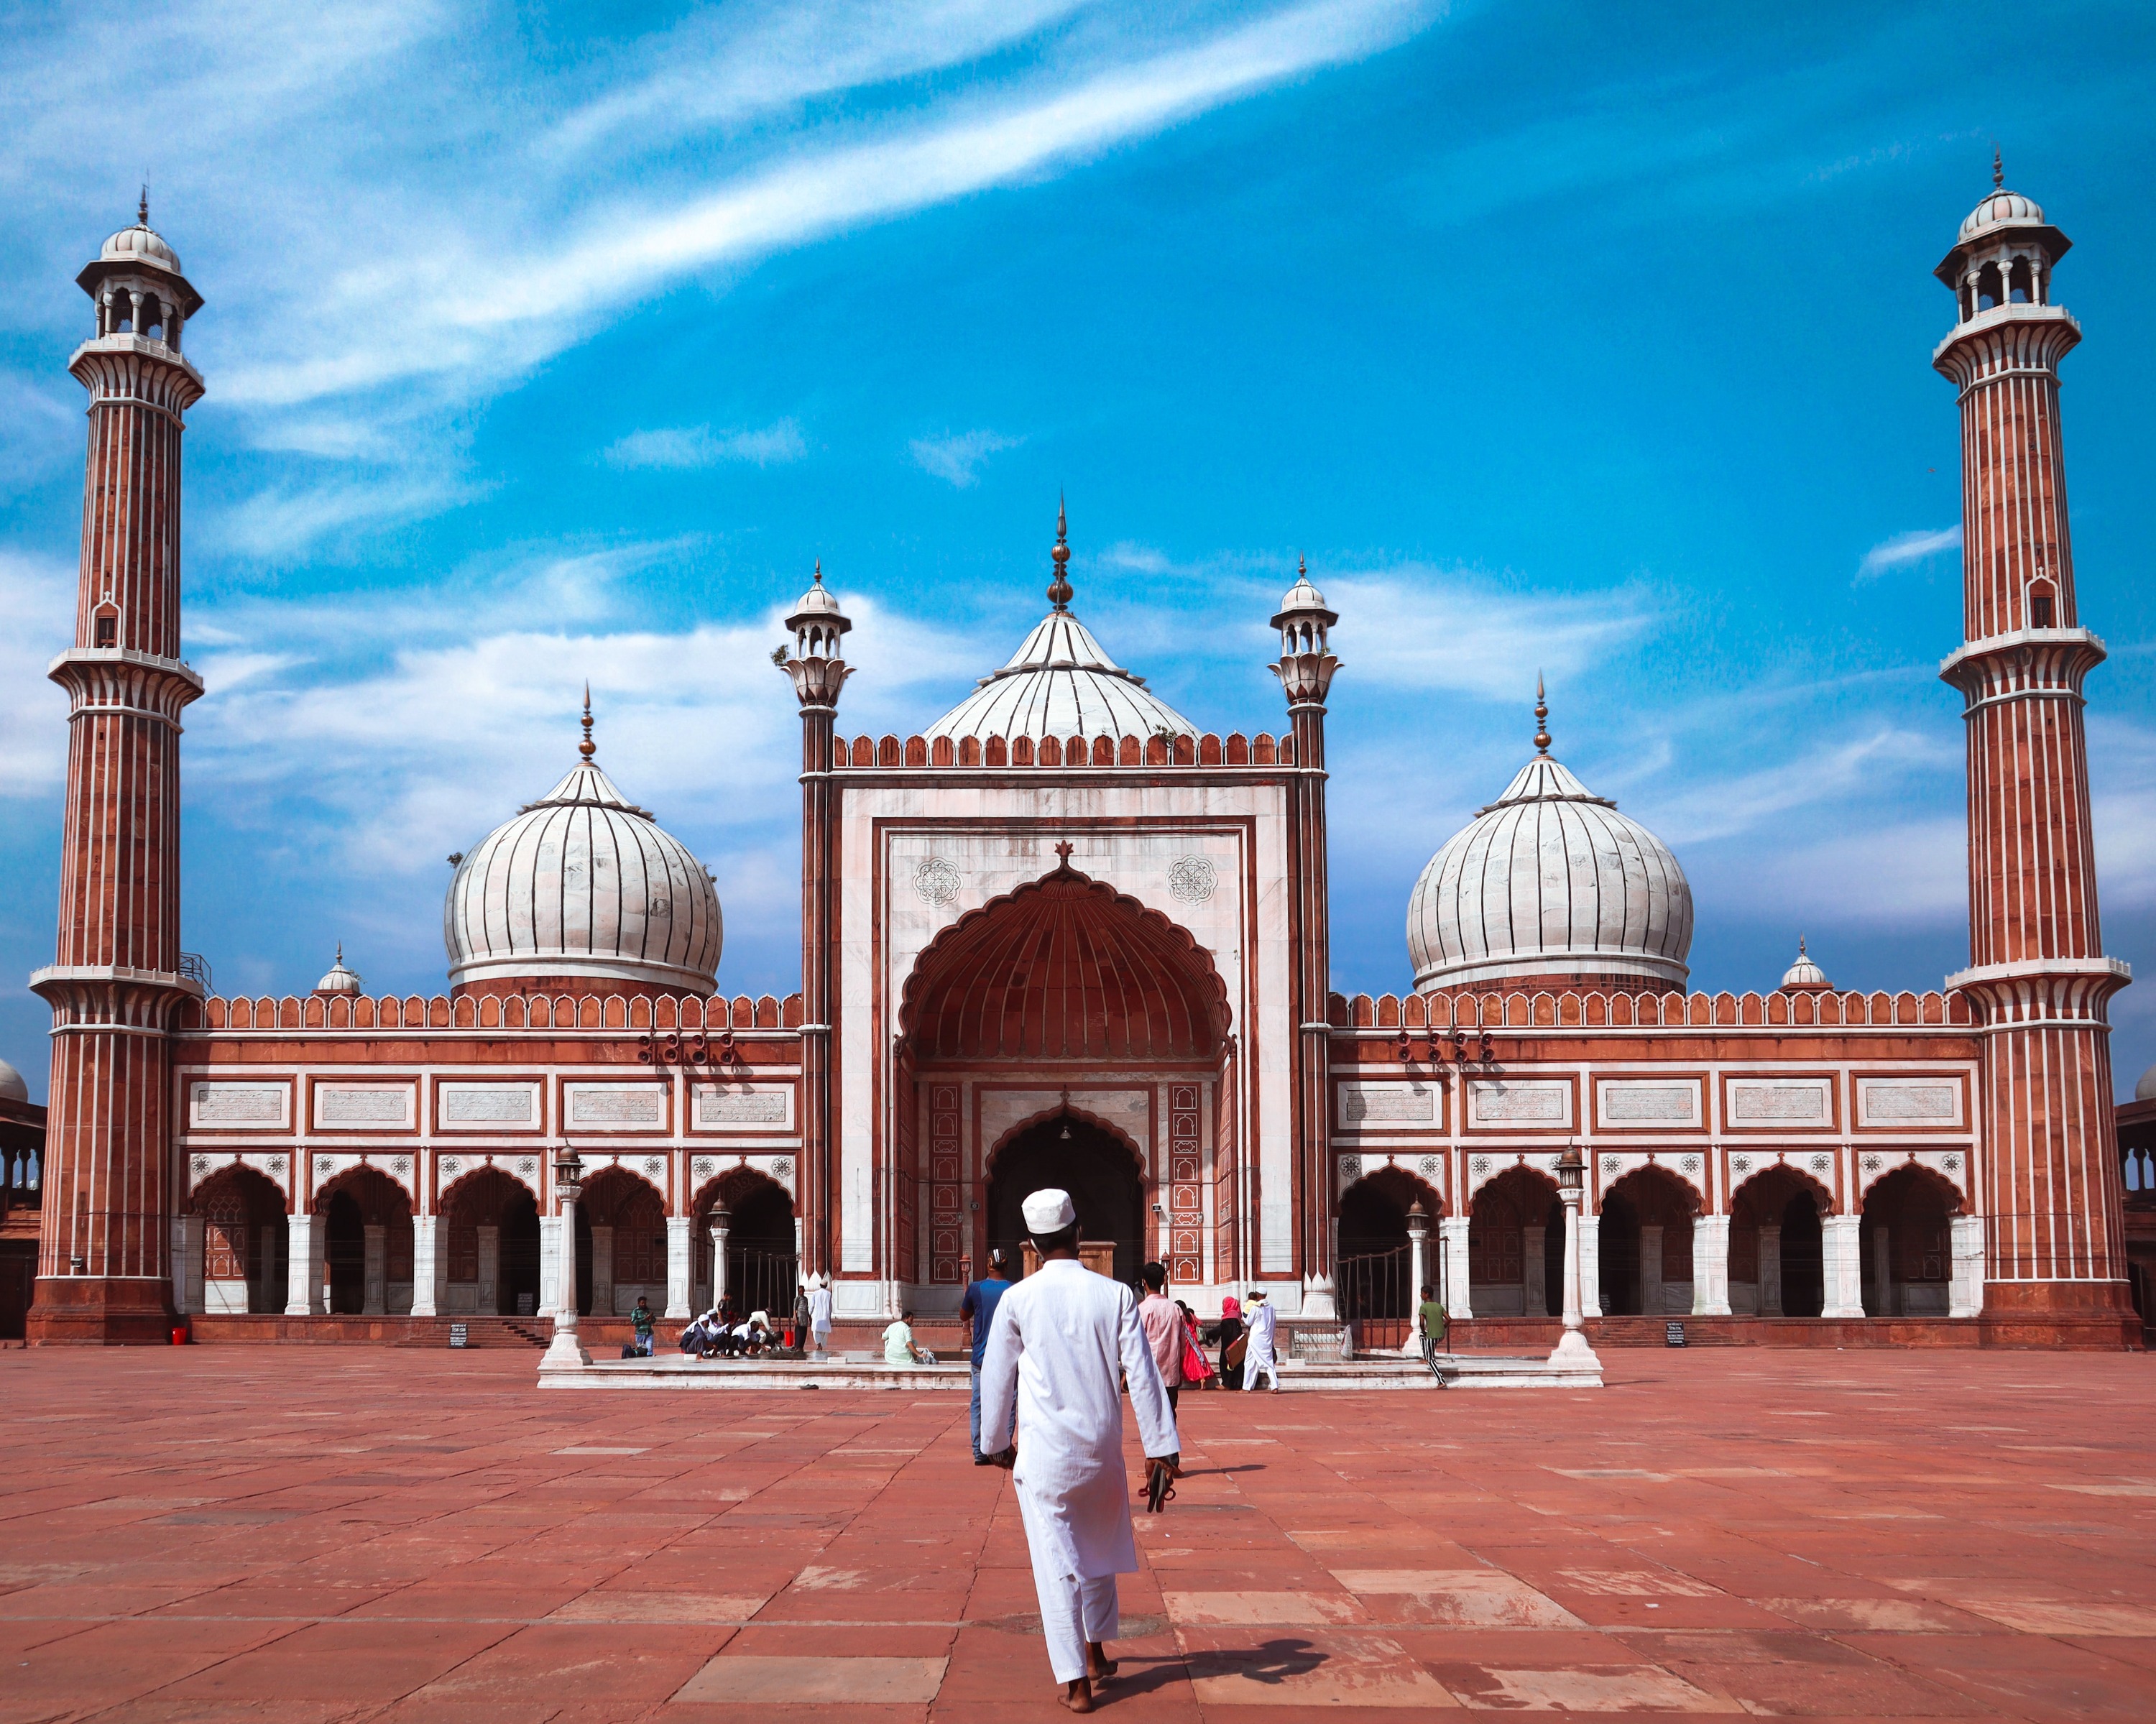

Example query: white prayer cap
[1022,1187,1078,1233]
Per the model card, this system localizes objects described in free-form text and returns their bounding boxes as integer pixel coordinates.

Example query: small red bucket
[170,1324,189,1345]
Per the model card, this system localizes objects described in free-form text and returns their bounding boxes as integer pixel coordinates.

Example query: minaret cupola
[1270,558,1340,708]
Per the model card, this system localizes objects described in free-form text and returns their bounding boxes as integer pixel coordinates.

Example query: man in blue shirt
[960,1249,1015,1464]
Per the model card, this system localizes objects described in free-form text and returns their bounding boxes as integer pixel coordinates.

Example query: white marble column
[411,1215,442,1317]
[1639,1224,1664,1315]
[1579,1213,1602,1317]
[665,1217,693,1318]
[1522,1224,1547,1318]
[543,1174,591,1368]
[286,1213,321,1315]
[476,1225,501,1314]
[361,1225,387,1316]
[1820,1214,1864,1318]
[1691,1215,1731,1316]
[1948,1214,1984,1319]
[537,1215,562,1318]
[1439,1216,1472,1320]
[710,1208,732,1309]
[173,1214,203,1317]
[1758,1222,1784,1316]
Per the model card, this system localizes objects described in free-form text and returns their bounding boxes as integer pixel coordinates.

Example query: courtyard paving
[2,1346,2154,1721]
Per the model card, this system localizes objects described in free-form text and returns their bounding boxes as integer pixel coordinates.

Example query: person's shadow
[1105,1638,1325,1702]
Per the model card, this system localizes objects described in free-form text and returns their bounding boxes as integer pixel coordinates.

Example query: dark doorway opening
[1779,1193,1824,1317]
[988,1114,1144,1285]
[326,1190,364,1314]
[1599,1187,1641,1314]
[500,1186,540,1317]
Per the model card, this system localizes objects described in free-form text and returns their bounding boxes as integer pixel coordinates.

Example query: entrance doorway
[987,1115,1144,1286]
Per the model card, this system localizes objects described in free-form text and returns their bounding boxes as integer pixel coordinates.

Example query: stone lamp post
[1549,1144,1602,1375]
[1404,1201,1430,1357]
[542,1146,591,1369]
[709,1204,732,1312]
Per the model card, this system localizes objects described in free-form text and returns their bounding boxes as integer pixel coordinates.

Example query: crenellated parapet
[1327,987,1972,1031]
[183,990,806,1035]
[837,730,1296,769]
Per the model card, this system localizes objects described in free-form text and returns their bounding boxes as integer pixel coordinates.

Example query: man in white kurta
[1243,1289,1280,1390]
[981,1189,1179,1711]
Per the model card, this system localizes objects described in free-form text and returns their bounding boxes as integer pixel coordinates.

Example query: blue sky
[4,0,2155,1102]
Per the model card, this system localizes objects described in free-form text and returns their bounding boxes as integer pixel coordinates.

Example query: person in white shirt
[981,1189,1180,1714]
[1243,1289,1280,1391]
[806,1276,833,1357]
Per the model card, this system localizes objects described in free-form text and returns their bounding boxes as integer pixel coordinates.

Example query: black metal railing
[1337,1243,1413,1351]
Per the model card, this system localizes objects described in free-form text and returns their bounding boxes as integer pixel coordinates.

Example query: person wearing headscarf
[1205,1295,1246,1391]
[980,1189,1180,1713]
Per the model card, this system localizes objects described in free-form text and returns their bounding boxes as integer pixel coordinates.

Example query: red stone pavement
[4,1348,2155,1722]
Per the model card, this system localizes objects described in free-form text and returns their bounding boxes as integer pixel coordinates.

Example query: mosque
[17,174,2149,1348]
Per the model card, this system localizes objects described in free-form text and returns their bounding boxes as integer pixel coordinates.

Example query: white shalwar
[807,1283,832,1345]
[980,1259,1179,1684]
[1244,1299,1280,1389]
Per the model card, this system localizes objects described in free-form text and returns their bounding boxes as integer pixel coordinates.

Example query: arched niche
[314,1165,415,1317]
[691,1166,798,1318]
[1728,1163,1833,1319]
[1598,1165,1700,1318]
[1858,1163,1962,1318]
[577,1166,668,1319]
[1470,1164,1562,1318]
[190,1163,287,1314]
[439,1165,540,1318]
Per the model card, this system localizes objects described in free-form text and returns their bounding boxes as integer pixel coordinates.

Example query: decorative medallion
[315,1156,333,1176]
[519,1158,538,1176]
[191,1156,209,1177]
[1339,1154,1362,1181]
[1601,1156,1621,1176]
[1810,1154,1831,1174]
[643,1156,665,1176]
[441,1156,461,1177]
[1681,1156,1700,1174]
[392,1156,411,1175]
[269,1156,286,1175]
[913,857,961,908]
[1943,1153,1962,1174]
[1470,1156,1491,1178]
[694,1157,716,1180]
[1418,1156,1441,1178]
[1732,1156,1753,1176]
[773,1157,794,1179]
[1863,1154,1883,1174]
[1168,856,1217,904]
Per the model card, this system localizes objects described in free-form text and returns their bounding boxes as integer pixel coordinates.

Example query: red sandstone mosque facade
[22,173,2143,1347]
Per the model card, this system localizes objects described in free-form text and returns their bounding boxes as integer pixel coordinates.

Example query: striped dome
[444,754,721,995]
[1407,750,1692,992]
[926,609,1197,744]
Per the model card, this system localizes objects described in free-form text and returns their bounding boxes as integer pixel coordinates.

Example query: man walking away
[1243,1289,1280,1391]
[961,1249,1016,1462]
[982,1189,1179,1714]
[807,1275,833,1358]
[1136,1262,1185,1412]
[1416,1283,1450,1386]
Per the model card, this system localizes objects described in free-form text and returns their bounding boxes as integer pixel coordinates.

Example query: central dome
[926,502,1196,745]
[1407,693,1692,993]
[443,704,722,997]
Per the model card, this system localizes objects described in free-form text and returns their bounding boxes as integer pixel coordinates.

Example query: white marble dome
[928,609,1197,744]
[100,217,183,275]
[1959,186,2045,241]
[1408,747,1692,992]
[1780,937,1830,992]
[443,742,722,995]
[313,946,363,996]
[0,1058,27,1103]
[2136,1064,2156,1103]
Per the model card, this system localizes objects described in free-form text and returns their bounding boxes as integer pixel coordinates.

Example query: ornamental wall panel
[1726,1147,1843,1210]
[1723,1075,1836,1131]
[1465,1148,1564,1203]
[1466,1077,1574,1131]
[563,1082,671,1132]
[308,1150,418,1204]
[1335,1079,1440,1130]
[1855,1075,1966,1131]
[1593,1148,1710,1208]
[437,1081,542,1131]
[311,1081,417,1132]
[693,1082,796,1130]
[1340,1149,1451,1202]
[1856,1146,1971,1203]
[687,1151,798,1198]
[188,1080,292,1130]
[1594,1077,1703,1130]
[436,1151,545,1204]
[184,1148,294,1201]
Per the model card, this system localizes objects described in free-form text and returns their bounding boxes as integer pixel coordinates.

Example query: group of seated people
[678,1300,787,1359]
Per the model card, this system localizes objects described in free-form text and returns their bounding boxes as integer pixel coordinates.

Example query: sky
[3,0,2155,1104]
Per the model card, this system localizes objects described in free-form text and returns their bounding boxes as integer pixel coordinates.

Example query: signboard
[1665,1321,1686,1347]
[448,1322,469,1349]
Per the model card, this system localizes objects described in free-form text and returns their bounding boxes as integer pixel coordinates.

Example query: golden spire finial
[579,683,596,761]
[1993,144,2004,189]
[812,558,822,586]
[1047,493,1073,611]
[1534,673,1551,755]
[138,185,149,227]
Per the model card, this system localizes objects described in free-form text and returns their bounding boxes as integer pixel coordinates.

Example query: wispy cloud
[0,552,76,798]
[1645,727,1956,846]
[604,420,808,471]
[1855,523,1961,584]
[206,473,482,561]
[911,429,1022,488]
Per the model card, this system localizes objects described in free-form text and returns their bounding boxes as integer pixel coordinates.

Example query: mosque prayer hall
[14,170,2149,1357]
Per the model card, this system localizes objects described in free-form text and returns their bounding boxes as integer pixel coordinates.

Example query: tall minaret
[28,201,206,1342]
[1271,562,1341,1316]
[778,564,852,1285]
[1933,160,2134,1335]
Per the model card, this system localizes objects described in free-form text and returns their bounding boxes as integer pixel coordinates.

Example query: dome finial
[1047,493,1073,612]
[1992,144,2004,189]
[138,185,149,227]
[579,682,596,762]
[1534,673,1551,755]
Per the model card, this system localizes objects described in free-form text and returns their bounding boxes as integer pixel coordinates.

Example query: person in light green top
[883,1311,934,1365]
[1416,1283,1450,1386]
